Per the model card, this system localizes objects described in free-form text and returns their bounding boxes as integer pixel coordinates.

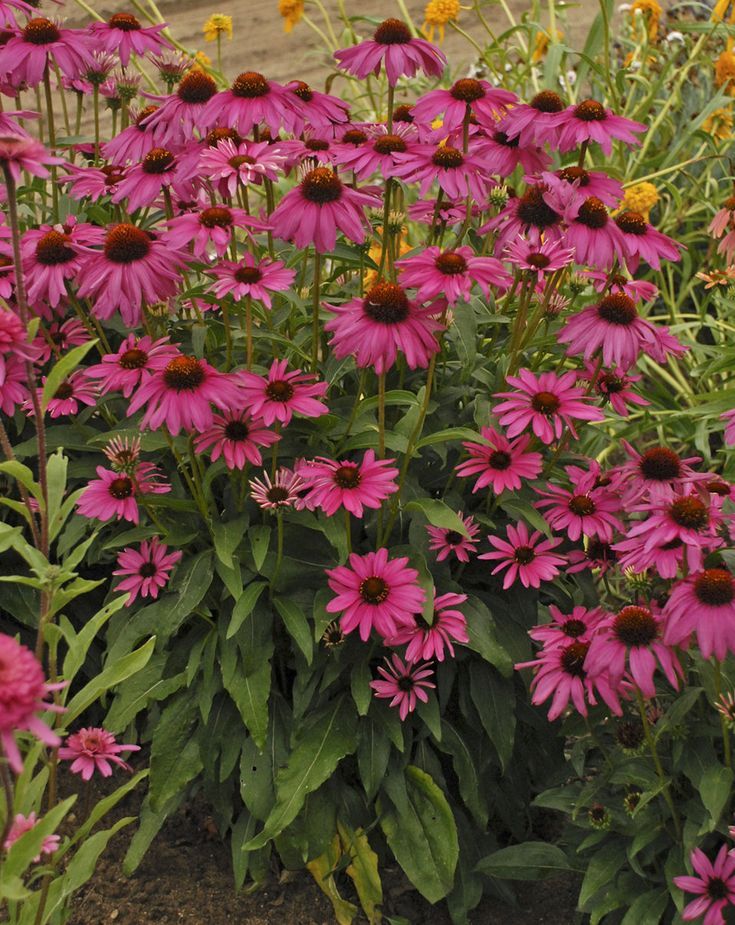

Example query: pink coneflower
[0,355,29,415]
[473,130,551,177]
[90,13,171,67]
[237,358,328,426]
[59,727,141,780]
[203,71,299,136]
[412,78,515,132]
[625,492,723,573]
[0,18,91,88]
[84,335,177,399]
[0,309,30,357]
[249,467,304,510]
[34,318,88,365]
[504,237,575,280]
[613,533,684,580]
[113,537,182,606]
[325,547,425,641]
[493,369,605,444]
[482,184,563,249]
[407,197,470,227]
[370,654,435,721]
[709,194,735,262]
[144,69,218,145]
[33,371,97,419]
[388,592,469,662]
[478,521,566,590]
[612,441,707,505]
[334,18,446,85]
[673,845,735,925]
[193,410,280,469]
[199,138,286,197]
[583,269,658,303]
[455,426,543,494]
[567,538,618,575]
[0,0,33,29]
[0,135,61,184]
[664,569,735,661]
[324,282,444,375]
[723,409,735,447]
[76,223,185,327]
[297,450,398,518]
[614,210,682,272]
[529,604,606,649]
[102,105,165,166]
[393,142,490,202]
[516,639,622,720]
[0,633,65,773]
[62,162,126,202]
[558,195,626,270]
[426,512,480,563]
[286,80,350,132]
[163,206,265,260]
[396,245,511,304]
[111,147,191,211]
[334,124,419,180]
[584,604,682,698]
[21,221,93,308]
[77,463,170,525]
[499,89,568,147]
[209,254,295,308]
[271,166,377,253]
[557,99,646,156]
[127,355,240,435]
[581,362,649,417]
[3,812,60,861]
[550,165,624,208]
[103,435,141,472]
[535,464,623,542]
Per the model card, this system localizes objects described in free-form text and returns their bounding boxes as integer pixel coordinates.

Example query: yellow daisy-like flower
[194,51,212,69]
[716,48,735,96]
[422,0,461,44]
[703,107,734,142]
[629,0,662,42]
[279,0,304,33]
[364,229,411,289]
[712,0,735,23]
[203,14,233,42]
[622,182,659,221]
[532,29,563,63]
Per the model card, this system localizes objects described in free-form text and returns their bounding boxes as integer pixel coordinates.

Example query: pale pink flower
[426,512,480,563]
[297,450,398,517]
[4,813,59,862]
[76,463,170,525]
[237,358,329,426]
[193,410,280,469]
[455,426,543,494]
[478,521,566,589]
[249,467,304,510]
[113,537,182,606]
[59,727,140,780]
[208,254,295,308]
[388,592,469,662]
[673,845,735,925]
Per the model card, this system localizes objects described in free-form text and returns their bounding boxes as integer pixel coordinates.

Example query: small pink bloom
[426,512,480,563]
[102,106,166,166]
[566,539,618,575]
[557,99,646,157]
[113,537,182,606]
[0,634,65,773]
[202,71,300,136]
[249,467,304,510]
[582,269,658,302]
[297,450,398,518]
[534,462,623,542]
[482,184,563,250]
[396,245,511,304]
[455,426,543,494]
[33,318,87,365]
[285,80,350,132]
[198,138,286,197]
[529,605,606,649]
[143,69,219,145]
[334,19,446,86]
[237,358,328,426]
[473,129,551,177]
[126,354,241,436]
[62,162,126,202]
[76,463,170,525]
[84,335,177,399]
[193,410,280,469]
[111,146,193,212]
[624,492,723,571]
[393,142,490,202]
[504,236,575,280]
[22,220,94,308]
[612,441,707,506]
[370,655,435,720]
[498,90,568,147]
[324,282,444,375]
[493,369,605,444]
[663,569,735,661]
[673,845,735,925]
[326,548,425,641]
[388,592,469,662]
[0,18,91,88]
[412,78,515,132]
[59,727,141,780]
[30,371,97,419]
[4,813,60,862]
[90,13,171,67]
[581,362,649,417]
[0,354,29,415]
[209,254,295,308]
[614,210,682,272]
[0,134,61,184]
[478,521,566,590]
[164,206,265,260]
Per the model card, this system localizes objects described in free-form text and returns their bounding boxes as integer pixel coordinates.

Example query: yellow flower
[712,0,735,24]
[716,49,735,96]
[279,0,304,33]
[194,51,212,69]
[422,0,460,44]
[532,29,563,64]
[364,229,410,289]
[622,182,659,221]
[203,14,233,42]
[703,107,734,142]
[629,0,662,42]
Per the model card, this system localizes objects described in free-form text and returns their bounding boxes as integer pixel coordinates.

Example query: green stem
[42,67,59,220]
[312,249,322,372]
[271,512,284,592]
[93,85,100,163]
[714,660,733,769]
[386,83,395,133]
[245,295,253,369]
[377,372,386,459]
[635,689,682,840]
[344,508,352,556]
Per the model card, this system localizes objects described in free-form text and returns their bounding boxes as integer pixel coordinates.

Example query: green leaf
[405,499,470,537]
[476,842,572,880]
[463,597,513,676]
[699,764,733,831]
[1,797,75,882]
[45,450,67,540]
[160,550,213,636]
[227,581,268,638]
[339,822,383,925]
[245,697,357,850]
[579,841,627,909]
[61,593,128,682]
[64,636,156,725]
[415,427,482,450]
[274,598,314,664]
[469,662,515,771]
[379,765,458,904]
[249,525,271,572]
[0,460,42,504]
[620,889,669,925]
[149,691,202,811]
[357,717,391,801]
[123,791,184,875]
[213,515,248,567]
[350,660,372,717]
[40,339,97,413]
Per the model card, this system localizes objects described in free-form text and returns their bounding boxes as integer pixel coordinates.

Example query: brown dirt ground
[64,771,580,925]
